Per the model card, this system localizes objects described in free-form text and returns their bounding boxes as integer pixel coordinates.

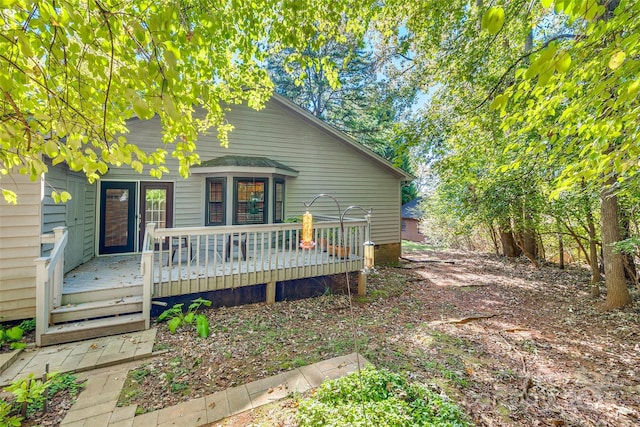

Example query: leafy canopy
[0,0,374,203]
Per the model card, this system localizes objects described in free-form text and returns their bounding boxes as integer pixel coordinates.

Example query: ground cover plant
[118,249,639,426]
[157,297,212,337]
[296,366,470,426]
[0,372,86,427]
[0,319,35,352]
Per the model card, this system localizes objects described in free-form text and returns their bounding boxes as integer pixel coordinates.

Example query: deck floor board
[63,250,360,294]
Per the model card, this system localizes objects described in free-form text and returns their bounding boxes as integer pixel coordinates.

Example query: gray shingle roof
[196,155,298,174]
[401,198,423,219]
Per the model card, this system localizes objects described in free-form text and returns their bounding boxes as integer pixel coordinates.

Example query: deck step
[51,296,143,324]
[40,314,146,346]
[61,284,143,305]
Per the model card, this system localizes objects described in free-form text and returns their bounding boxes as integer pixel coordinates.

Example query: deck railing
[141,217,367,300]
[35,226,68,346]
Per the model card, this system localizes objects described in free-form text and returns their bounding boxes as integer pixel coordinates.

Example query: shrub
[297,366,470,427]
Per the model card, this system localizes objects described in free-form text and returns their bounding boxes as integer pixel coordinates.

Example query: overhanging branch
[475,33,577,111]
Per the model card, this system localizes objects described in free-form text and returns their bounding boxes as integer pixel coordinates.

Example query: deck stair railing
[140,217,367,300]
[35,226,68,346]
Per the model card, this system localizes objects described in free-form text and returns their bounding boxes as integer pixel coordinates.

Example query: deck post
[141,251,153,329]
[358,271,367,296]
[266,281,276,304]
[141,223,156,329]
[52,227,66,308]
[34,257,48,347]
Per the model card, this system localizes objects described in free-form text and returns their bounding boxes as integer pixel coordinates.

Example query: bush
[297,366,470,427]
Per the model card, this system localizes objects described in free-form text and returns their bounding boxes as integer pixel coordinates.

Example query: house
[0,94,412,345]
[401,198,425,242]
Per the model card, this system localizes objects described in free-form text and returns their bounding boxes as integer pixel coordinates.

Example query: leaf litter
[113,249,639,426]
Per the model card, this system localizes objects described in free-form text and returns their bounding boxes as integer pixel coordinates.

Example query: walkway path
[0,331,368,426]
[0,329,157,386]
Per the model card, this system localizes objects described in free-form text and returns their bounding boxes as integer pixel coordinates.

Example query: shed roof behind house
[402,198,424,219]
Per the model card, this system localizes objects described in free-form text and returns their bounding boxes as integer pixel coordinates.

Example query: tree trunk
[514,233,539,267]
[556,217,564,269]
[581,178,602,295]
[600,183,631,308]
[499,227,518,258]
[620,209,638,282]
[523,229,537,259]
[488,224,500,256]
[558,233,565,270]
[587,207,602,296]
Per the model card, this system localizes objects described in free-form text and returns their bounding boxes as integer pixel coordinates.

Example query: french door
[139,182,174,251]
[99,182,137,254]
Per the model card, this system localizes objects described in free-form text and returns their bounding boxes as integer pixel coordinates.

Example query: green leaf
[131,160,144,173]
[52,190,72,203]
[489,94,506,111]
[540,0,553,8]
[2,189,18,204]
[10,342,27,350]
[481,7,505,35]
[195,315,210,338]
[184,312,195,324]
[608,50,626,70]
[554,51,571,73]
[44,139,59,158]
[628,81,639,98]
[0,0,20,8]
[0,74,13,91]
[162,95,180,120]
[132,97,153,120]
[132,21,147,43]
[60,191,72,203]
[5,326,23,341]
[16,32,33,57]
[538,69,554,85]
[168,317,182,333]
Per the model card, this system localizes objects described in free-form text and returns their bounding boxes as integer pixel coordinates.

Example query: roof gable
[270,94,413,182]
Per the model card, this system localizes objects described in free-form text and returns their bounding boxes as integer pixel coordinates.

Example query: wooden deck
[141,218,367,299]
[63,255,142,293]
[37,218,369,346]
[63,218,367,297]
[62,247,360,295]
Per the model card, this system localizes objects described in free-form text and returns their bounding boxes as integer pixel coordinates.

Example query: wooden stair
[40,285,146,346]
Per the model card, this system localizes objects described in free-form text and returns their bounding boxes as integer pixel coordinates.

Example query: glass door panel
[139,182,174,251]
[99,182,136,254]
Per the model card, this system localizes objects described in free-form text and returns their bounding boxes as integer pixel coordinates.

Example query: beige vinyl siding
[107,97,404,246]
[0,173,41,321]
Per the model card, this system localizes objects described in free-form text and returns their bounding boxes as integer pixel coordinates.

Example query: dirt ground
[6,249,638,426]
[121,249,640,426]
